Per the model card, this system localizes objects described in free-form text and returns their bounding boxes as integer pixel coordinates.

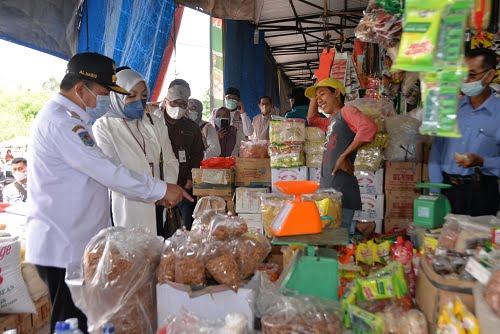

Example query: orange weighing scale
[269,181,325,237]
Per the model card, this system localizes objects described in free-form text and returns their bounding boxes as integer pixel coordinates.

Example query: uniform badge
[72,125,85,133]
[76,130,95,147]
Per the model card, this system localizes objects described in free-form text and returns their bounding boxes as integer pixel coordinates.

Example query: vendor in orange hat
[306,78,378,232]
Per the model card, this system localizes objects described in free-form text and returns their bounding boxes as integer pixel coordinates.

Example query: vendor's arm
[332,107,378,176]
[307,98,329,132]
[204,124,221,159]
[429,137,444,183]
[238,101,254,137]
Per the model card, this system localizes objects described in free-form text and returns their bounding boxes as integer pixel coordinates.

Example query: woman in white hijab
[93,69,179,236]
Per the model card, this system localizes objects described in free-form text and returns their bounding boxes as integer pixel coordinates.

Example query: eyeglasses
[467,68,493,80]
[169,100,188,109]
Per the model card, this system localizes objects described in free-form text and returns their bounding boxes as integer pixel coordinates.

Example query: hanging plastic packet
[420,68,467,138]
[436,0,474,68]
[470,0,492,39]
[392,0,448,71]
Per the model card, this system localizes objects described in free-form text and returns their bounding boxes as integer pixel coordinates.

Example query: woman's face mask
[187,110,198,122]
[123,99,147,119]
[166,104,187,120]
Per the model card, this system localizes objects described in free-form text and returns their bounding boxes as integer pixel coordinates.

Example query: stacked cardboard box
[235,187,269,232]
[192,168,235,211]
[354,169,385,233]
[384,162,422,231]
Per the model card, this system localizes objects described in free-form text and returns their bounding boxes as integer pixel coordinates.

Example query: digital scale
[413,183,452,229]
[269,181,348,301]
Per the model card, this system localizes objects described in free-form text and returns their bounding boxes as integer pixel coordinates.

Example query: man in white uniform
[26,52,192,333]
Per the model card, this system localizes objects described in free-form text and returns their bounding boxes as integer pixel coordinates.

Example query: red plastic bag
[201,157,236,169]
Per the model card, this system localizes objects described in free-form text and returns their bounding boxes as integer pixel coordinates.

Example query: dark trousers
[177,188,195,230]
[36,265,88,334]
[156,204,166,238]
[443,173,500,216]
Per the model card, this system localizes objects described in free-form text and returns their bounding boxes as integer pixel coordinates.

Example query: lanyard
[123,119,148,159]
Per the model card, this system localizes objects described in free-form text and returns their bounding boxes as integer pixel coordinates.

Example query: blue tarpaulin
[78,0,175,94]
[224,20,279,119]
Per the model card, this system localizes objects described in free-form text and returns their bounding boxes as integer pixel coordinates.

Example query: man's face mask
[224,99,238,110]
[76,86,112,121]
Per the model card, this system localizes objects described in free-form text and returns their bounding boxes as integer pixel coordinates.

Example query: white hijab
[106,69,150,118]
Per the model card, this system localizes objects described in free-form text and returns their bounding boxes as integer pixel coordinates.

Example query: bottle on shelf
[65,318,84,334]
[102,323,115,334]
[54,321,70,334]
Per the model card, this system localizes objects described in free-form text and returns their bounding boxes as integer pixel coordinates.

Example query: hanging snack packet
[392,0,448,71]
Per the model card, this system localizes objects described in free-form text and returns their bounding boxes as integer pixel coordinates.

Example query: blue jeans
[341,208,355,233]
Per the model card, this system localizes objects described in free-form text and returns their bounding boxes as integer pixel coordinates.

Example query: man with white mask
[93,68,179,236]
[154,79,204,230]
[429,48,500,216]
[3,157,28,203]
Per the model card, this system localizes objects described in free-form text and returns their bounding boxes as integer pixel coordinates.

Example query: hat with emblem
[66,52,130,95]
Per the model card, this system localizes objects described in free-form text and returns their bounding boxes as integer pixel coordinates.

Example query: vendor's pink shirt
[307,105,378,142]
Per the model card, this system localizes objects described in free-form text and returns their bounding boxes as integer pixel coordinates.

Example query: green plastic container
[281,246,339,300]
[413,183,451,229]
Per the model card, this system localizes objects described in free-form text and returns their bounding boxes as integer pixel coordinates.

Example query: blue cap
[55,321,70,331]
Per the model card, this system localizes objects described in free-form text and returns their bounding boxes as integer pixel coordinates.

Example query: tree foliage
[0,79,55,143]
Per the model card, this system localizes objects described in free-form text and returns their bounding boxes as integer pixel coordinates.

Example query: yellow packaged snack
[438,303,466,334]
[356,241,374,266]
[375,241,391,265]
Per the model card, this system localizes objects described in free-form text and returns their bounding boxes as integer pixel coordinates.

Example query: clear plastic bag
[384,115,423,162]
[346,97,396,118]
[192,196,226,219]
[303,189,343,229]
[304,141,325,155]
[484,272,500,317]
[203,241,240,291]
[209,213,249,242]
[175,240,206,287]
[354,147,384,171]
[269,117,306,144]
[268,144,305,168]
[250,276,342,333]
[157,230,187,284]
[260,193,293,238]
[239,140,270,159]
[67,227,163,334]
[306,153,324,168]
[232,231,272,280]
[305,126,326,142]
[157,311,248,334]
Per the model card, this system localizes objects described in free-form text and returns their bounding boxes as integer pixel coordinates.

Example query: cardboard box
[271,167,308,192]
[385,190,419,219]
[235,187,269,213]
[237,213,263,231]
[308,167,321,183]
[384,162,422,192]
[353,194,385,220]
[235,158,272,186]
[193,187,233,197]
[192,168,234,186]
[384,217,412,232]
[416,259,475,333]
[355,169,384,195]
[157,282,255,331]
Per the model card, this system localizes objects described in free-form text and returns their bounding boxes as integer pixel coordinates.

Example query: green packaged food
[392,0,449,72]
[268,143,305,168]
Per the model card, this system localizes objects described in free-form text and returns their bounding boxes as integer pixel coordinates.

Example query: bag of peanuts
[66,227,163,334]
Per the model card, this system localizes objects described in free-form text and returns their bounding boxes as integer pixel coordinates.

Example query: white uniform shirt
[3,181,27,204]
[26,94,167,268]
[93,114,179,232]
[230,111,254,137]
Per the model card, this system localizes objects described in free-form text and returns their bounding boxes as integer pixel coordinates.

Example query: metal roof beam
[258,7,366,25]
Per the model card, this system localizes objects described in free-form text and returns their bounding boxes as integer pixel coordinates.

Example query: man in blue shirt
[429,48,499,216]
[285,87,326,121]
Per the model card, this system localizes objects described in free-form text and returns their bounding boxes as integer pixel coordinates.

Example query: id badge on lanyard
[178,150,187,163]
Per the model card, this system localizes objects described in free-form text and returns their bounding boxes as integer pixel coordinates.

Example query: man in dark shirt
[154,79,204,230]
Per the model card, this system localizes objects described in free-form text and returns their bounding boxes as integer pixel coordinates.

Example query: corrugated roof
[258,0,368,86]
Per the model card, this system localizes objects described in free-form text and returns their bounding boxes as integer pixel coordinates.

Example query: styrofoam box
[308,167,321,183]
[235,187,269,213]
[355,169,384,195]
[271,167,308,192]
[157,283,255,330]
[353,194,385,220]
[237,213,263,231]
